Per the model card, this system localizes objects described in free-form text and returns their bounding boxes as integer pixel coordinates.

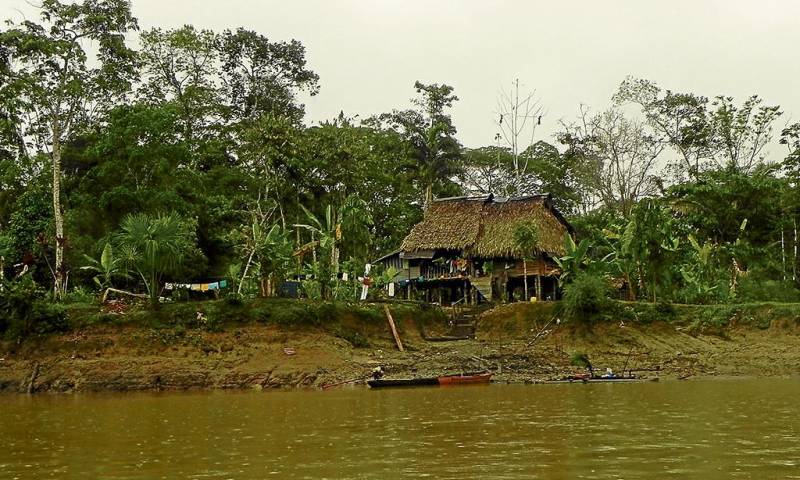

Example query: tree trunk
[637,265,647,300]
[523,260,528,301]
[536,256,543,300]
[51,123,66,299]
[624,272,636,301]
[238,249,257,294]
[150,271,160,307]
[652,272,657,303]
[782,227,786,281]
[424,183,433,211]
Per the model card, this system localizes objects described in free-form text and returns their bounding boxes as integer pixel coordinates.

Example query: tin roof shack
[375,194,573,304]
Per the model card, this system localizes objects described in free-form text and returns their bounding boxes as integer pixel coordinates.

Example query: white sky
[4,0,800,158]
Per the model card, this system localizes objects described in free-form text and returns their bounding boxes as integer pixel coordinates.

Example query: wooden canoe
[367,377,439,388]
[541,377,658,384]
[368,372,493,388]
[438,372,493,385]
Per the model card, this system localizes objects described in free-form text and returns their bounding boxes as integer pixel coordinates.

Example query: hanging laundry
[388,282,395,297]
[219,280,228,288]
[342,272,349,281]
[208,282,219,290]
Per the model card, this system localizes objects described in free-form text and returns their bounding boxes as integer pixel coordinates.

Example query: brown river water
[1,378,799,479]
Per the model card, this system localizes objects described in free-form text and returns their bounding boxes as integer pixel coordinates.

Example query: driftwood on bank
[102,287,149,303]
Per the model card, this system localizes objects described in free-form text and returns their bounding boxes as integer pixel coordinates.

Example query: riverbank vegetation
[3,1,800,342]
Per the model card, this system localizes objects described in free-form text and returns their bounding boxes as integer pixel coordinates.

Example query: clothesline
[164,280,228,292]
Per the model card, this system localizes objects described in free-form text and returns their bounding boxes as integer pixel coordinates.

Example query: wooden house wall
[497,260,559,278]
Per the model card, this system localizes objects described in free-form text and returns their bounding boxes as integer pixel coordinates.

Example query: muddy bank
[1,301,800,393]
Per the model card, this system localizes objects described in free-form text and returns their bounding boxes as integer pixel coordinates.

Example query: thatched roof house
[400,194,572,260]
[375,194,573,304]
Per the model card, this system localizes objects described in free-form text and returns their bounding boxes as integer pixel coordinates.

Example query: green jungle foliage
[2,1,800,318]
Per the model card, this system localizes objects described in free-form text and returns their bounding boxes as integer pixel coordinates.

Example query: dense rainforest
[3,0,800,337]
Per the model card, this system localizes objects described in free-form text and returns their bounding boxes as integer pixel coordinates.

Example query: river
[1,378,799,479]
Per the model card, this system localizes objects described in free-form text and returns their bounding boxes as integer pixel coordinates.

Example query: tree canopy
[1,4,800,307]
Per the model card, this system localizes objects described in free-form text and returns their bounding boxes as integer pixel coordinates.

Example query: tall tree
[615,77,782,176]
[1,0,139,297]
[709,95,781,173]
[494,78,545,195]
[614,77,716,177]
[559,106,664,217]
[217,28,319,124]
[378,81,462,208]
[459,146,516,196]
[138,25,221,164]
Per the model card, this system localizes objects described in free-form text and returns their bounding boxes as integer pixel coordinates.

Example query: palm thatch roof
[400,194,572,259]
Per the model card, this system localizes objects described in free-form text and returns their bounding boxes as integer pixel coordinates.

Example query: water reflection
[1,378,799,479]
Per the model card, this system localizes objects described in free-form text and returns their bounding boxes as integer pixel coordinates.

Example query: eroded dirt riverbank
[1,301,799,393]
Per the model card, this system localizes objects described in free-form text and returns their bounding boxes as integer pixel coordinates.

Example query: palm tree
[115,213,194,306]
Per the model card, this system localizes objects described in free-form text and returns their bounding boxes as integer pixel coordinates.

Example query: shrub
[561,273,610,322]
[63,286,95,305]
[736,277,800,303]
[570,352,592,369]
[0,277,68,340]
[223,292,244,306]
[655,301,676,316]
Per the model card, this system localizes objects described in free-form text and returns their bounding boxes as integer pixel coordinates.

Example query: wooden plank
[383,304,404,352]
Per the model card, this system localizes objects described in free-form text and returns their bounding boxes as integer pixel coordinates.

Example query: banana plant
[602,227,639,301]
[554,234,591,287]
[294,204,342,300]
[80,242,130,291]
[295,196,373,300]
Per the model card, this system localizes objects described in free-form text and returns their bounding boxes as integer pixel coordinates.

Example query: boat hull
[438,373,493,385]
[368,373,493,388]
[542,377,658,384]
[367,378,439,388]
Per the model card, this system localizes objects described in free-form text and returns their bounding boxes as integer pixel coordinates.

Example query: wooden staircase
[470,276,492,302]
[448,303,492,339]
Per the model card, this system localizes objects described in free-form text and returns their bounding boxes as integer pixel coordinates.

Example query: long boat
[367,372,492,388]
[438,372,493,385]
[367,377,439,388]
[538,376,658,384]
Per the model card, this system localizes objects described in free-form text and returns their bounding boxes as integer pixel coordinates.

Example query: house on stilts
[374,194,573,305]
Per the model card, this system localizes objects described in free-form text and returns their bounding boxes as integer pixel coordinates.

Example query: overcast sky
[4,0,800,157]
